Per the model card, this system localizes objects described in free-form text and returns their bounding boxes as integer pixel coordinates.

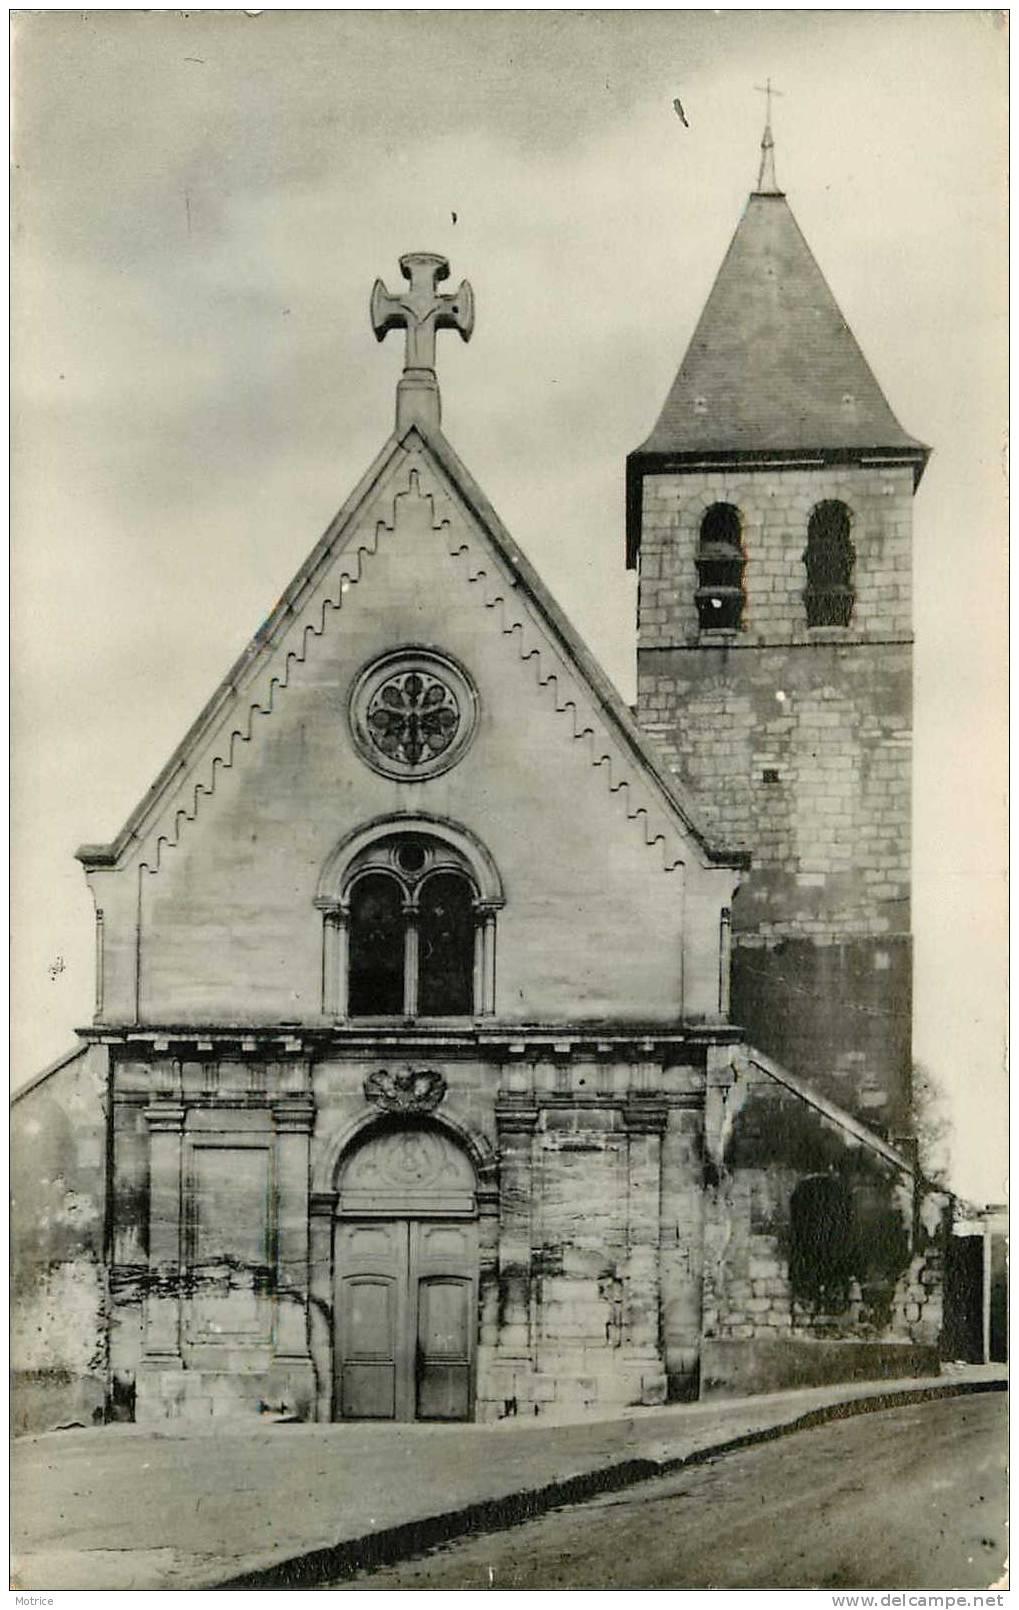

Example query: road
[333,1393,1007,1592]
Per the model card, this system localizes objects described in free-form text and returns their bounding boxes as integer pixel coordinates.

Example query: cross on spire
[753,77,784,194]
[371,252,475,432]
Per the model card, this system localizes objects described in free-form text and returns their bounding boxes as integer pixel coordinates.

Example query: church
[12,122,950,1432]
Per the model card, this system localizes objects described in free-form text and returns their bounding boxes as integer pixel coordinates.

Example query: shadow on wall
[788,1173,910,1330]
[701,1062,948,1396]
[11,1049,109,1435]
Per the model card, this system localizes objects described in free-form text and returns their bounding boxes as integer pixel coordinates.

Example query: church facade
[13,139,949,1433]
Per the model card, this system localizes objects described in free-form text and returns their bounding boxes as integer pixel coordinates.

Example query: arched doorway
[333,1120,479,1422]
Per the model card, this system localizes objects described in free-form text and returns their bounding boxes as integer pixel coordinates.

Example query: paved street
[335,1394,1007,1592]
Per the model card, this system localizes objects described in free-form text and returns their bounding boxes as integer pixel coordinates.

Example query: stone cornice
[639,635,915,655]
[82,1021,742,1062]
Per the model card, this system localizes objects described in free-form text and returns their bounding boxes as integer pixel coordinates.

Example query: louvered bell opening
[696,553,745,631]
[804,584,854,629]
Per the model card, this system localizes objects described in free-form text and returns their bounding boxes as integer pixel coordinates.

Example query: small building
[13,125,950,1432]
[944,1206,1008,1365]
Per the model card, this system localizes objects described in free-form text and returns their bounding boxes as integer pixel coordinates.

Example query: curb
[214,1377,1007,1591]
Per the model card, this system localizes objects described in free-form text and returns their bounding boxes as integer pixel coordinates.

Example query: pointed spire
[625,163,930,560]
[754,78,783,195]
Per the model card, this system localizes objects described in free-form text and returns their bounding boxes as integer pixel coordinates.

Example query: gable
[80,428,743,1027]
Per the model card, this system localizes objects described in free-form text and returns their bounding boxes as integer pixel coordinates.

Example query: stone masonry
[12,218,946,1433]
[636,465,914,1133]
[697,1048,947,1397]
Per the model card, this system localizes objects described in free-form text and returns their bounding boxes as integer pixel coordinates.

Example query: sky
[11,10,1007,1204]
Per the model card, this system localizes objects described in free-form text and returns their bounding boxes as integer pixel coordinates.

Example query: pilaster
[321,910,346,1016]
[622,1102,667,1360]
[308,1191,335,1422]
[272,1098,315,1364]
[141,1099,186,1366]
[494,1102,538,1359]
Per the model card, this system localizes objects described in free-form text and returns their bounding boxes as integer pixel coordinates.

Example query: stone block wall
[94,1036,717,1427]
[635,465,915,1129]
[11,1046,109,1435]
[636,465,913,651]
[659,1105,707,1397]
[104,1051,319,1425]
[474,1054,708,1420]
[18,1029,946,1430]
[700,1053,946,1394]
[636,642,912,943]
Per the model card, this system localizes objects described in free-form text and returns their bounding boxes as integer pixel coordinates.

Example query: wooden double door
[335,1217,477,1421]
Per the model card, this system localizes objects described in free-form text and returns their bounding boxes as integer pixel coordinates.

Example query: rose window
[348,649,478,781]
[366,670,461,766]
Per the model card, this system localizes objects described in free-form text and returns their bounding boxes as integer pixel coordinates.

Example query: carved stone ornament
[366,667,460,767]
[370,252,474,432]
[349,649,478,782]
[363,1068,448,1114]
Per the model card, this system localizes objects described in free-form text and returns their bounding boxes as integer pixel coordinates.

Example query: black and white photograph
[10,7,1008,1595]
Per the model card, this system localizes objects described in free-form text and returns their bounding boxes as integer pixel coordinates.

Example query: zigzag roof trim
[77,422,748,873]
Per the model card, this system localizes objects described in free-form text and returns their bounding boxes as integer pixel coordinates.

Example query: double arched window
[348,855,475,1017]
[696,503,746,631]
[689,499,858,631]
[804,501,855,627]
[316,822,503,1019]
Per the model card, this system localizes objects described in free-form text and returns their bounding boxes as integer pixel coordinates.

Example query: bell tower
[627,115,928,1134]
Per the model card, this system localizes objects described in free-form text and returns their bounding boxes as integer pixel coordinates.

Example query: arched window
[804,501,855,627]
[418,873,475,1016]
[348,873,405,1017]
[789,1175,857,1310]
[696,503,745,631]
[323,832,498,1019]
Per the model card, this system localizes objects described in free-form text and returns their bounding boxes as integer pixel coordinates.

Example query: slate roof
[626,191,929,564]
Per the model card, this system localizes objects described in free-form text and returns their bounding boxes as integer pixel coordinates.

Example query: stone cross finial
[371,252,475,432]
